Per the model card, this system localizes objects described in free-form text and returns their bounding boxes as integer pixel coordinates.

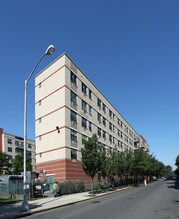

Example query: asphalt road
[22,180,179,219]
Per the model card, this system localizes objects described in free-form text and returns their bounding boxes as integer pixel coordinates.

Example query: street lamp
[21,45,55,212]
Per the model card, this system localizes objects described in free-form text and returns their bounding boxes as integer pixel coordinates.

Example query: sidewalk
[0,187,129,219]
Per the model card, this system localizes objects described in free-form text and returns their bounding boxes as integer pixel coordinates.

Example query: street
[22,180,179,219]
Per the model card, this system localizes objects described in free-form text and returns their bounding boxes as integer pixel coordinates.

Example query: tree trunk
[91,177,94,194]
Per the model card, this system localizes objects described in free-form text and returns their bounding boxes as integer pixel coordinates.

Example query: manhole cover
[92,201,100,204]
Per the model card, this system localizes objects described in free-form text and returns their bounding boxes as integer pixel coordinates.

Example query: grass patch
[86,194,97,198]
[0,199,21,206]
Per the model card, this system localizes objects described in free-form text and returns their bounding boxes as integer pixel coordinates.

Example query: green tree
[149,155,166,178]
[105,151,117,186]
[81,134,103,193]
[105,149,126,184]
[175,155,179,166]
[12,154,32,175]
[154,161,165,178]
[0,152,12,174]
[132,148,150,183]
[100,149,127,187]
[125,150,134,177]
[116,151,127,178]
[164,165,173,176]
[99,146,108,179]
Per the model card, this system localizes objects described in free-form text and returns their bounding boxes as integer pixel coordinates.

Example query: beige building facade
[0,128,36,171]
[35,53,150,182]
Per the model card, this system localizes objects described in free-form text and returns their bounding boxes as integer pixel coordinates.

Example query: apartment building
[35,53,150,183]
[0,128,36,171]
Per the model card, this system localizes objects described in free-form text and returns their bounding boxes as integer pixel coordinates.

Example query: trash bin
[33,184,43,197]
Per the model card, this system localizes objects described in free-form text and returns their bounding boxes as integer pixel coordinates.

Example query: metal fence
[9,178,23,194]
[0,179,24,200]
[0,183,8,194]
[0,177,142,200]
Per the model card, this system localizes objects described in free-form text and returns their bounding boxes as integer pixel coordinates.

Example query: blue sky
[0,0,179,169]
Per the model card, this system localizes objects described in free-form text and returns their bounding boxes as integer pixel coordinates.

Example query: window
[124,126,128,134]
[89,89,92,100]
[103,117,106,126]
[121,143,123,149]
[89,122,92,132]
[89,105,92,116]
[71,130,77,143]
[109,122,112,131]
[15,147,23,154]
[71,149,77,160]
[8,155,12,161]
[118,119,121,126]
[7,139,12,144]
[109,135,112,143]
[82,135,88,144]
[82,117,87,129]
[103,103,106,113]
[107,147,112,155]
[118,130,121,137]
[39,100,42,106]
[129,140,133,146]
[39,82,41,88]
[98,127,101,137]
[103,131,106,140]
[39,135,42,141]
[102,144,106,154]
[28,144,32,149]
[15,141,19,146]
[27,151,32,158]
[71,91,77,106]
[118,140,122,147]
[71,110,77,124]
[82,100,87,113]
[124,135,128,142]
[129,131,133,138]
[97,98,102,109]
[97,113,102,124]
[113,125,115,133]
[81,82,87,95]
[8,147,12,152]
[70,71,77,86]
[39,118,42,123]
[109,110,112,119]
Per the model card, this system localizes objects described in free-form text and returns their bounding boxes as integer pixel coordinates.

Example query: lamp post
[21,45,55,212]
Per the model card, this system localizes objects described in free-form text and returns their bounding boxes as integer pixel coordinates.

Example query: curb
[14,186,131,218]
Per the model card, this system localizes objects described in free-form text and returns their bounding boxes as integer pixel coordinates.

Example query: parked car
[166,175,177,180]
[172,175,177,180]
[151,176,157,181]
[161,177,166,180]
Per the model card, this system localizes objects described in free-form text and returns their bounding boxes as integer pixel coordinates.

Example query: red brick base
[36,159,91,182]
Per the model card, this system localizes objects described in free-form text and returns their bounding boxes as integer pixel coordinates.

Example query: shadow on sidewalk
[0,204,21,219]
[29,196,62,209]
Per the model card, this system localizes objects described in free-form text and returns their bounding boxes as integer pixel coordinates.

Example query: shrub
[93,182,100,190]
[99,181,108,189]
[74,179,85,193]
[114,178,120,187]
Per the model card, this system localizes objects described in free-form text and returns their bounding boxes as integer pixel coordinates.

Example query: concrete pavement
[0,187,129,219]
